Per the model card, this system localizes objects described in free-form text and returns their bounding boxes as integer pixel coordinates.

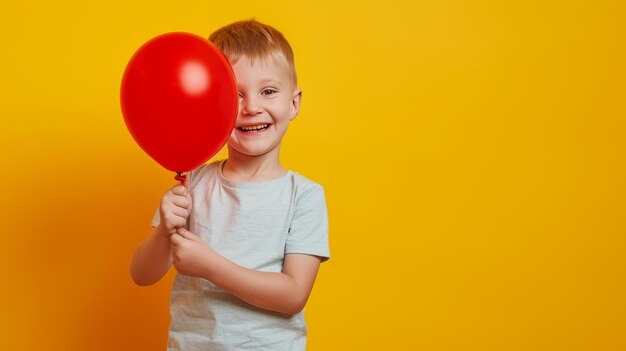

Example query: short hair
[209,19,297,88]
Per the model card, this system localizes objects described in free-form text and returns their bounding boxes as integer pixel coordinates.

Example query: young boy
[130,20,330,350]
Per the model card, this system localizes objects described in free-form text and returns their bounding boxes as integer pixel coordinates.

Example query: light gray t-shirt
[152,160,330,350]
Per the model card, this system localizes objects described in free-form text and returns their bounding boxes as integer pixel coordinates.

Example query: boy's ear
[289,89,302,121]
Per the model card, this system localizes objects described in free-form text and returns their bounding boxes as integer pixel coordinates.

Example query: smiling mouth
[238,124,270,132]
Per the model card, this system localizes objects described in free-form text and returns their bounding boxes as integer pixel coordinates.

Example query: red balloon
[120,32,237,174]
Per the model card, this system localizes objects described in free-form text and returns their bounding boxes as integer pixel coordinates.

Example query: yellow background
[1,0,625,350]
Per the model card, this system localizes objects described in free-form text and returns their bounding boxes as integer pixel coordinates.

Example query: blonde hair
[209,19,297,87]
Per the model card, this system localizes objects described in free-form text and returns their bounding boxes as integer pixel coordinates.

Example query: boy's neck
[223,147,286,182]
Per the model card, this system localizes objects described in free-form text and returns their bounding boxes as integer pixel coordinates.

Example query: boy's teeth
[240,124,269,131]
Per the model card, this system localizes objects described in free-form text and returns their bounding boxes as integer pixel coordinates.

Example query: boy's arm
[130,224,173,286]
[130,182,191,286]
[170,228,322,315]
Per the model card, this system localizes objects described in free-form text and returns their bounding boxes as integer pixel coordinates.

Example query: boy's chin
[228,144,281,158]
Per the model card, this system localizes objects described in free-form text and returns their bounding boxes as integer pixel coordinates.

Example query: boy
[130,20,330,350]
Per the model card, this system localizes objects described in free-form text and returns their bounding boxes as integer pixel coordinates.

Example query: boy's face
[227,56,301,159]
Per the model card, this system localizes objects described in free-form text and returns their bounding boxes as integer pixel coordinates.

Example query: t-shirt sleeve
[151,208,160,228]
[285,184,330,261]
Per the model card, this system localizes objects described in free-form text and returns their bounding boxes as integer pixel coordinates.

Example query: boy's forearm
[201,252,314,315]
[130,225,172,286]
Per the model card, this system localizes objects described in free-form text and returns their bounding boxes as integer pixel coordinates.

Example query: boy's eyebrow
[259,79,284,86]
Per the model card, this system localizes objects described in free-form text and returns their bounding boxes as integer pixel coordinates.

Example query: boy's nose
[241,96,263,116]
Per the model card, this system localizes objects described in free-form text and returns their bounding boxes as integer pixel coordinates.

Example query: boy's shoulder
[289,170,324,194]
[285,170,326,206]
[186,160,221,188]
[189,160,324,195]
[192,159,221,177]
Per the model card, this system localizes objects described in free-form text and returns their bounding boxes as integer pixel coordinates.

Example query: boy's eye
[262,89,277,96]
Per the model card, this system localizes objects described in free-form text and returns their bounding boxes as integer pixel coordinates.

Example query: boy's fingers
[163,208,186,221]
[171,184,188,196]
[170,233,183,246]
[169,216,187,229]
[170,206,188,219]
[176,228,194,240]
[171,195,190,208]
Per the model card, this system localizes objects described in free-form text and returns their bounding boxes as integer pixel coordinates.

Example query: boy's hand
[170,228,213,278]
[158,181,192,236]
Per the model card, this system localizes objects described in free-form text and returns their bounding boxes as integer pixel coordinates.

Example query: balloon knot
[175,172,187,184]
